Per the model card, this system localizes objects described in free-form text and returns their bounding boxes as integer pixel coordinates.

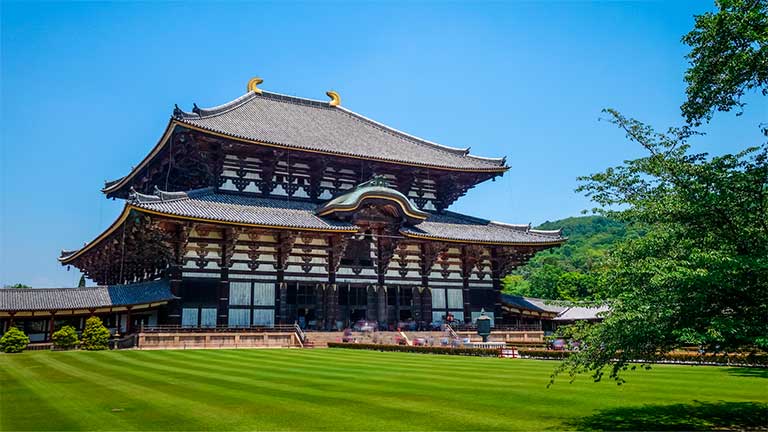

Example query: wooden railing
[294,322,306,347]
[445,325,460,341]
[139,324,298,333]
[453,323,542,332]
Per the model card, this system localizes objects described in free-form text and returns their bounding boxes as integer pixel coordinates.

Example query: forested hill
[503,216,640,300]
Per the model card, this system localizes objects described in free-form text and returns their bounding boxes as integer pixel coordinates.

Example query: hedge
[327,343,768,366]
[519,349,768,366]
[327,343,500,357]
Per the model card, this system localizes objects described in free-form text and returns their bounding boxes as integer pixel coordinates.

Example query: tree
[51,325,79,350]
[80,317,110,350]
[503,216,637,301]
[0,327,30,353]
[527,265,565,299]
[78,275,86,288]
[552,110,768,383]
[681,0,768,130]
[3,284,31,289]
[556,272,599,301]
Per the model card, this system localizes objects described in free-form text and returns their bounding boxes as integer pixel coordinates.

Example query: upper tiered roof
[103,80,508,197]
[172,88,507,172]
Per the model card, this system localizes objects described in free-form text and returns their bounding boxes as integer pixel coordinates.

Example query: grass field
[1,349,766,431]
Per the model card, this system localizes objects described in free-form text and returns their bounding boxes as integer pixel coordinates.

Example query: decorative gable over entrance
[316,176,428,226]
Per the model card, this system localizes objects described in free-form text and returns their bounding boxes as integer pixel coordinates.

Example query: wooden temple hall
[0,78,565,339]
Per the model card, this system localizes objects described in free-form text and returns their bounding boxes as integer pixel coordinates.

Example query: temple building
[1,79,566,338]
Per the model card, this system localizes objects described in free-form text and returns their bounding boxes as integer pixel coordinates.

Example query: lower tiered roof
[0,280,176,312]
[61,186,565,264]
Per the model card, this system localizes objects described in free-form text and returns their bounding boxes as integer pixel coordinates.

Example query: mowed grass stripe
[0,356,88,430]
[110,349,763,429]
[58,352,552,427]
[30,352,264,430]
[72,351,768,422]
[50,351,329,431]
[76,349,439,431]
[106,349,514,430]
[2,349,766,431]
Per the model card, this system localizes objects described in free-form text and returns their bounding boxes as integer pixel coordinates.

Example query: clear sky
[1,1,764,287]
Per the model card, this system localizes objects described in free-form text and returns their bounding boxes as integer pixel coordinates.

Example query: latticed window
[296,284,316,305]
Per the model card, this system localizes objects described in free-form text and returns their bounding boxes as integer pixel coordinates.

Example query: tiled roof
[130,188,562,244]
[132,188,358,232]
[552,305,610,321]
[62,188,564,263]
[0,280,176,312]
[502,294,564,314]
[401,212,565,245]
[501,294,609,320]
[173,90,507,172]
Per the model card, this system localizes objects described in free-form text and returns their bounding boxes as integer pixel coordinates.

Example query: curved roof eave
[174,120,510,172]
[399,231,567,247]
[59,203,359,265]
[103,119,509,197]
[317,192,429,222]
[102,119,177,195]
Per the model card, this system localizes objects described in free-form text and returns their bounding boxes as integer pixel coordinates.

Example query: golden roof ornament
[247,77,264,94]
[326,90,341,106]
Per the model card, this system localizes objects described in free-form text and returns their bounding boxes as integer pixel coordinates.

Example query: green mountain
[503,216,640,300]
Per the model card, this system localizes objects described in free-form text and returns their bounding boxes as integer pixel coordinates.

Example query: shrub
[51,325,79,350]
[80,317,110,350]
[0,327,30,353]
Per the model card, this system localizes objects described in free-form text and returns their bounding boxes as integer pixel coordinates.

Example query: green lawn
[1,349,766,431]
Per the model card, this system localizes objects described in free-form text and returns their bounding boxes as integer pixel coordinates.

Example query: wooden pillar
[276,235,286,323]
[327,236,338,329]
[461,246,472,324]
[326,284,338,330]
[411,287,422,323]
[275,231,294,324]
[273,285,281,325]
[366,285,377,322]
[422,287,432,325]
[278,282,288,324]
[419,243,431,325]
[218,228,231,327]
[168,223,188,326]
[490,247,503,327]
[375,229,387,324]
[168,265,183,326]
[394,286,400,324]
[377,286,387,326]
[125,306,133,334]
[315,284,326,329]
[48,311,56,341]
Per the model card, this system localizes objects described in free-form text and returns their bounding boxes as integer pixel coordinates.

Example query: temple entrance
[339,284,370,327]
[349,309,366,323]
[296,307,316,329]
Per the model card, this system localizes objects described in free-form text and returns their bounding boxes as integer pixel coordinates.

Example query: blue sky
[1,1,764,287]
